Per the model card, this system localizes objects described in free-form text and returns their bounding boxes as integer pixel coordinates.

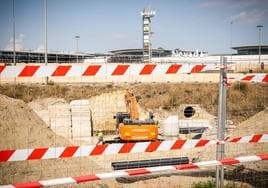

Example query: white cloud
[230,9,267,24]
[198,0,267,10]
[198,0,268,24]
[5,33,25,51]
[198,0,225,8]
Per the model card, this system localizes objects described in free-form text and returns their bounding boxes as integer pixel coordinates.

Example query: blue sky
[0,0,268,54]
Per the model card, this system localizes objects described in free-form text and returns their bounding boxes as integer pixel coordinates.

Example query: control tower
[141,7,155,63]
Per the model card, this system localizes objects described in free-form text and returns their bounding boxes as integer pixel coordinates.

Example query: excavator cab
[114,112,130,134]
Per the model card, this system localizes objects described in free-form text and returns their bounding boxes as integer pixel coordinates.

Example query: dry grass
[130,83,268,123]
[0,83,121,102]
[0,82,267,123]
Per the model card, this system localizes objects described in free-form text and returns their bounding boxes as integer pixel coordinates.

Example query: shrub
[192,179,215,188]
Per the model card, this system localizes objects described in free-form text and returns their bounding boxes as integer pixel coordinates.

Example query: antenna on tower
[141,7,155,63]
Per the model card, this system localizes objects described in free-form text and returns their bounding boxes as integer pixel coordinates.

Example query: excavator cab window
[115,112,130,126]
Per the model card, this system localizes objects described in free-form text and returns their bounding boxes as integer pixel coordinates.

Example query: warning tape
[228,73,268,83]
[0,134,267,163]
[1,154,267,188]
[1,65,267,83]
[0,64,213,77]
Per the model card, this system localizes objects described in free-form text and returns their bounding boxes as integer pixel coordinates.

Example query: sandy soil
[0,95,69,149]
[183,108,268,171]
[0,94,103,186]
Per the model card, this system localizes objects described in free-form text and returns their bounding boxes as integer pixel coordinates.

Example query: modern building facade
[0,50,104,64]
[232,45,268,55]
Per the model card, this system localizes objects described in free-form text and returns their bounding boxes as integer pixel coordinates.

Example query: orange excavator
[111,90,189,170]
[114,89,158,141]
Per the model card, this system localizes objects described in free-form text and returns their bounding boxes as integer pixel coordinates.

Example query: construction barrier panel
[1,134,267,163]
[0,64,267,84]
[0,64,214,77]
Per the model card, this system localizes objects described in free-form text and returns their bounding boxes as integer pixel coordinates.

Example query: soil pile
[189,108,268,171]
[0,94,102,186]
[0,95,69,149]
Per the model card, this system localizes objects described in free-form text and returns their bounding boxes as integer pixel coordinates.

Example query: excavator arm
[125,89,139,120]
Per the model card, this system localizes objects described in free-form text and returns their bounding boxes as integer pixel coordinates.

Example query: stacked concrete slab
[70,100,92,139]
[29,99,92,140]
[48,101,71,138]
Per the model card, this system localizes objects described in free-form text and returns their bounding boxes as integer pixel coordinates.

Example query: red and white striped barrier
[0,64,218,77]
[228,73,268,83]
[1,154,267,188]
[0,134,267,163]
[1,64,267,83]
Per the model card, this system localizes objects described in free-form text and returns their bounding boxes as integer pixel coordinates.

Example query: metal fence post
[216,56,227,188]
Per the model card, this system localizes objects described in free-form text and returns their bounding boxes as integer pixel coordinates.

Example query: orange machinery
[114,89,158,141]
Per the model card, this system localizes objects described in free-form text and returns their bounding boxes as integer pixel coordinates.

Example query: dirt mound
[225,108,268,163]
[186,108,268,171]
[230,108,268,137]
[0,94,102,186]
[0,95,70,149]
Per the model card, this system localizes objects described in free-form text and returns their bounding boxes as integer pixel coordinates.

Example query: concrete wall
[235,62,268,73]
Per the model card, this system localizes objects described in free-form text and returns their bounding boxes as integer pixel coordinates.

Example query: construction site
[0,75,268,187]
[1,1,268,188]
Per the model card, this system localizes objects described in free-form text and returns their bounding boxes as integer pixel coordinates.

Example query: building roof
[110,48,172,55]
[232,45,268,50]
[0,49,107,57]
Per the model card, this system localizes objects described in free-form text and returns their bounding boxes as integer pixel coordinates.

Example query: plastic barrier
[228,73,268,83]
[0,134,267,163]
[0,64,212,77]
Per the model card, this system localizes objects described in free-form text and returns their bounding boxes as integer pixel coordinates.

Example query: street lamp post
[256,25,263,64]
[44,0,48,65]
[13,0,16,65]
[75,35,80,63]
[230,21,233,64]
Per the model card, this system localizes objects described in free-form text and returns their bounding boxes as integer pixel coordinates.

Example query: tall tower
[141,7,155,63]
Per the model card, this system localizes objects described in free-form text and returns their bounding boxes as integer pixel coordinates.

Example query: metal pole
[90,109,94,137]
[75,35,80,63]
[149,18,152,64]
[69,108,73,139]
[230,21,233,64]
[257,25,263,64]
[13,0,16,65]
[216,56,227,188]
[44,0,47,65]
